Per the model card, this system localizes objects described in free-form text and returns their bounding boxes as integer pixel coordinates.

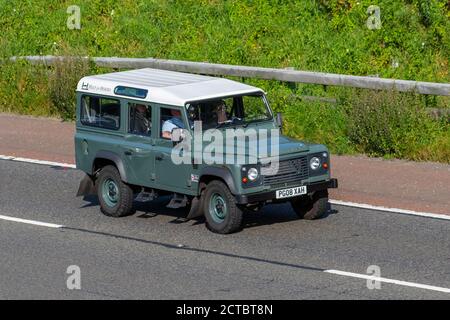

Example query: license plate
[276,186,307,199]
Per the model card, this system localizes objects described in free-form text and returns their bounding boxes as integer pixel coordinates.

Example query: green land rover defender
[75,68,338,234]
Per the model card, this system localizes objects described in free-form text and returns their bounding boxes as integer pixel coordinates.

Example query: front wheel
[290,190,328,220]
[203,180,243,234]
[97,165,134,217]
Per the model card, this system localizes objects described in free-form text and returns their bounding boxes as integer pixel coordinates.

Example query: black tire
[96,165,134,217]
[203,180,243,234]
[290,190,328,220]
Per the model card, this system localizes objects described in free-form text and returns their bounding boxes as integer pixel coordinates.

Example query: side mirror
[171,128,186,142]
[276,112,283,129]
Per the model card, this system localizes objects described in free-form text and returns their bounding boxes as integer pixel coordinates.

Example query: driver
[214,100,228,124]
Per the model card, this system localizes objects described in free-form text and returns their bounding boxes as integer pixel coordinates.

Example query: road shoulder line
[0,214,64,228]
[1,154,449,220]
[324,269,450,294]
[330,199,450,221]
[0,155,76,168]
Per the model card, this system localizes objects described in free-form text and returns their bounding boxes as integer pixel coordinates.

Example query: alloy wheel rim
[102,178,119,207]
[209,193,227,223]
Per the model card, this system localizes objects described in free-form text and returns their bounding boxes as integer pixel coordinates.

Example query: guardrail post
[284,67,297,91]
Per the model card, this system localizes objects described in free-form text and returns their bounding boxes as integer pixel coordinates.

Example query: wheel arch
[92,151,128,182]
[199,167,238,195]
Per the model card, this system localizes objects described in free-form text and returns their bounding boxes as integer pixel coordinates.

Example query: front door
[154,106,194,194]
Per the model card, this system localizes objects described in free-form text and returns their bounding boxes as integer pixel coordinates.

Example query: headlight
[310,157,321,170]
[247,167,259,181]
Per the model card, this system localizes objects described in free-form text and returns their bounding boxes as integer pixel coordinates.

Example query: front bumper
[235,178,338,204]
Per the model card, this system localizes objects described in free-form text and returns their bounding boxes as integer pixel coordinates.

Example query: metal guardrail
[10,55,450,96]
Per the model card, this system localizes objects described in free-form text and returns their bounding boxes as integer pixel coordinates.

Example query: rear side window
[114,86,148,99]
[81,96,121,130]
[129,103,152,136]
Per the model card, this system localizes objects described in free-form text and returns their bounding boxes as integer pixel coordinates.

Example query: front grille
[262,156,309,188]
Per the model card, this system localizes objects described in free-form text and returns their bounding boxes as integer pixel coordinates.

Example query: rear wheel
[97,165,134,217]
[203,180,243,234]
[290,190,328,220]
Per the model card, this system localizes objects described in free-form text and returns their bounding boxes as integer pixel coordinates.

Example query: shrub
[342,89,447,160]
[48,53,89,120]
[418,0,434,27]
[0,53,54,117]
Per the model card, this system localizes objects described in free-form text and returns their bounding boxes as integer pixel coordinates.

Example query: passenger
[162,109,185,139]
[131,104,150,135]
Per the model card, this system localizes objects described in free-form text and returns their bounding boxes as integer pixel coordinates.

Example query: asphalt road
[0,159,449,299]
[2,113,450,215]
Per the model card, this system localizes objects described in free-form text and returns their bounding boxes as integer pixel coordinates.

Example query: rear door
[75,94,124,173]
[120,101,156,188]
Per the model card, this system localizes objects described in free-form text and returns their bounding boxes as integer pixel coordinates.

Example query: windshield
[186,93,273,130]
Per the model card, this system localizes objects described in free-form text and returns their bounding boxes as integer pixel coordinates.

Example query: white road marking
[330,199,450,221]
[0,155,75,168]
[0,203,448,294]
[1,154,449,220]
[324,269,450,294]
[0,214,64,228]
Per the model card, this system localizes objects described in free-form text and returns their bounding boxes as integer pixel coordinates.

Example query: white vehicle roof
[76,68,264,106]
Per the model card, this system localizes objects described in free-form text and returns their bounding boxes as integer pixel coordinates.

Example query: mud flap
[186,196,203,219]
[76,174,96,197]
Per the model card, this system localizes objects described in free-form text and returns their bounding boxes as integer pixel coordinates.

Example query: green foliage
[284,98,355,156]
[0,60,54,117]
[48,55,90,120]
[0,0,448,80]
[342,90,448,161]
[416,0,436,26]
[0,0,448,162]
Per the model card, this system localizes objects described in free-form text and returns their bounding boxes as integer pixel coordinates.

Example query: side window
[242,95,271,122]
[129,103,152,136]
[160,107,184,140]
[81,96,120,130]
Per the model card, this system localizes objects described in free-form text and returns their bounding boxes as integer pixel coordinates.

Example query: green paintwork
[75,92,331,199]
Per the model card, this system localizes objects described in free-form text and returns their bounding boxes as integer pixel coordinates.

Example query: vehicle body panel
[75,68,337,205]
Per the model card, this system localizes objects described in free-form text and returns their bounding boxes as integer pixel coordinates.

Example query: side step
[166,194,188,209]
[135,189,158,202]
